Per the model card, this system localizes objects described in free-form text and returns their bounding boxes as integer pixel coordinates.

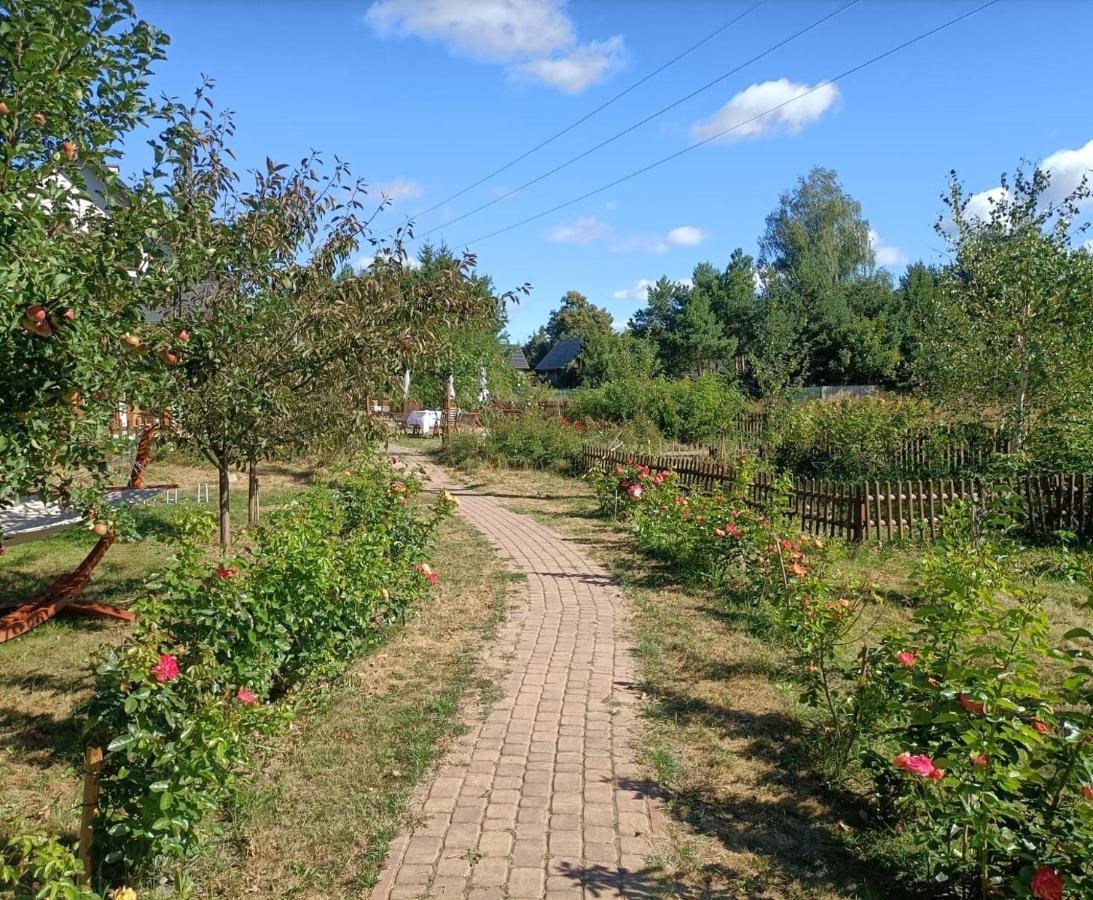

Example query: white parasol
[478,367,490,404]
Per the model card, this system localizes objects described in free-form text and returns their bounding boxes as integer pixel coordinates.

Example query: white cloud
[691,78,839,144]
[375,177,423,203]
[869,229,909,268]
[963,186,1010,223]
[612,279,654,301]
[613,224,709,254]
[950,138,1092,231]
[545,215,613,245]
[665,225,706,247]
[517,36,625,94]
[1082,238,1093,254]
[364,0,624,93]
[1039,138,1093,209]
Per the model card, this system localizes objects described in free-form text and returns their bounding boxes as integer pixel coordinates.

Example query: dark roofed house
[507,345,530,372]
[534,338,584,387]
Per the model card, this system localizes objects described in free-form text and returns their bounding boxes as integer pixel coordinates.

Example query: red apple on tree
[92,522,109,536]
[174,329,191,342]
[62,140,76,161]
[0,101,10,116]
[26,304,46,322]
[63,308,75,320]
[32,112,46,125]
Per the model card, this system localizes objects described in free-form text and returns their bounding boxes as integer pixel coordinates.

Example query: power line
[382,0,770,235]
[459,0,1001,249]
[416,0,862,241]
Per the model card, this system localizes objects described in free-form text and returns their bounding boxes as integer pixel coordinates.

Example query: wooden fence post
[851,484,866,543]
[78,745,103,886]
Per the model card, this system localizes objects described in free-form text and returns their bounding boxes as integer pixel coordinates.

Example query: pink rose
[1030,866,1064,900]
[1081,784,1093,800]
[893,752,941,779]
[896,651,916,668]
[390,455,399,464]
[627,484,643,500]
[236,688,257,704]
[1032,719,1049,735]
[971,754,988,767]
[151,654,180,683]
[413,562,438,585]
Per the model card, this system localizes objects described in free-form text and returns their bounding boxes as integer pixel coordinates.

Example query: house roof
[507,345,530,370]
[534,338,583,372]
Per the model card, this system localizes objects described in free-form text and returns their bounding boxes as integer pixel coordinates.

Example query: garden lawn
[150,506,517,898]
[0,456,316,839]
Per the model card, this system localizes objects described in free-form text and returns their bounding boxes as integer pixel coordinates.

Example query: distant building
[534,338,584,387]
[507,345,530,372]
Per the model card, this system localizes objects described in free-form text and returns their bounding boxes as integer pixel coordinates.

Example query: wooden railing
[583,446,1091,545]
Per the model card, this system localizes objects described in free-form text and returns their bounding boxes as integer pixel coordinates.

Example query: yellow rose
[111,888,138,900]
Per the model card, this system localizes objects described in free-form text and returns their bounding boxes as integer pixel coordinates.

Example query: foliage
[147,87,513,549]
[0,0,175,511]
[589,458,1093,897]
[1,830,102,899]
[82,456,453,884]
[481,410,588,472]
[522,290,612,377]
[570,374,744,445]
[929,166,1093,451]
[766,395,999,480]
[393,244,517,410]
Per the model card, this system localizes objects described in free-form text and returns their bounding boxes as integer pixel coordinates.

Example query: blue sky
[130,1,1093,341]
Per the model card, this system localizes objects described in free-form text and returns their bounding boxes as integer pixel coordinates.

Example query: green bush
[593,462,1093,897]
[435,432,486,470]
[482,411,587,471]
[570,374,743,445]
[0,831,102,900]
[82,456,453,883]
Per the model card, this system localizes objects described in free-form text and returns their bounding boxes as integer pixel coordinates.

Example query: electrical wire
[458,0,1001,248]
[381,0,771,235]
[416,0,862,241]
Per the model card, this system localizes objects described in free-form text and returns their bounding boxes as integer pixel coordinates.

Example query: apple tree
[0,0,178,522]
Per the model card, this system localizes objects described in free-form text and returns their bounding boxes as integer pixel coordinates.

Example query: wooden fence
[583,446,1092,545]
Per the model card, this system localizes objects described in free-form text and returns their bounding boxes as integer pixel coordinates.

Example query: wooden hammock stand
[0,423,175,643]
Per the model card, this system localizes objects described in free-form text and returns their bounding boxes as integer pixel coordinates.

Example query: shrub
[0,831,102,899]
[571,374,744,445]
[435,433,486,470]
[483,411,587,471]
[82,456,452,883]
[594,461,1093,897]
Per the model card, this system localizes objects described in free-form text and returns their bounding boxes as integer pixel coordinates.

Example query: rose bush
[592,455,1093,897]
[81,455,452,884]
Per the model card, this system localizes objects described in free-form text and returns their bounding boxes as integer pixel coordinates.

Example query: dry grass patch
[157,512,515,898]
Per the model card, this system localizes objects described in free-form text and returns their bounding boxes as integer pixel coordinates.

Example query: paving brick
[370,451,664,899]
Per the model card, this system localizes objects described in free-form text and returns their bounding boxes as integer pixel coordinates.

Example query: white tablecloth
[406,409,441,435]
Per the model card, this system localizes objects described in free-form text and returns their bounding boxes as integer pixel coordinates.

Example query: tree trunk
[218,455,231,553]
[247,459,259,526]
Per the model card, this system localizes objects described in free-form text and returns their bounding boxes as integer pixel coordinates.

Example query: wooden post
[78,745,103,886]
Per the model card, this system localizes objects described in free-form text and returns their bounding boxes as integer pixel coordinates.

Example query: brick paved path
[373,454,665,899]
